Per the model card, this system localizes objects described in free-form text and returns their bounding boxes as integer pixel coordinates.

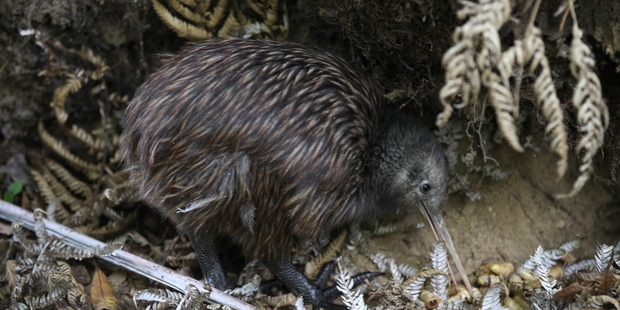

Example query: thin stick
[0,200,256,310]
[525,0,543,37]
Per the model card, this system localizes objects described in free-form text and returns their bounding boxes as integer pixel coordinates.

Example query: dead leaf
[91,267,117,310]
[552,282,582,303]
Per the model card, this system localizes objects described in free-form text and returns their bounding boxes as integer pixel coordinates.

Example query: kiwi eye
[421,181,431,193]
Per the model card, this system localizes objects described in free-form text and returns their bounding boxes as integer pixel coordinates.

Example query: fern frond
[150,0,211,39]
[38,120,101,180]
[558,22,610,197]
[430,241,449,300]
[304,229,346,278]
[522,27,569,178]
[335,260,368,310]
[481,282,507,310]
[50,77,82,125]
[437,0,511,128]
[45,158,94,205]
[403,269,447,301]
[594,244,613,273]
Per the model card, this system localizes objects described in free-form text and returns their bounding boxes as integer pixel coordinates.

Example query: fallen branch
[0,200,256,310]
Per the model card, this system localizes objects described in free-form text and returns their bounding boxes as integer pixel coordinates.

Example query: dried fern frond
[594,244,613,273]
[347,223,370,253]
[557,13,610,197]
[228,274,261,299]
[11,222,42,254]
[39,165,86,213]
[372,222,404,236]
[46,238,123,259]
[335,260,368,310]
[304,229,346,278]
[151,0,286,41]
[486,71,523,151]
[564,258,597,277]
[51,199,84,226]
[532,246,558,297]
[169,0,206,24]
[50,42,109,80]
[0,284,10,300]
[437,0,511,127]
[559,239,582,253]
[70,124,106,151]
[45,158,94,205]
[151,0,212,39]
[366,252,390,272]
[403,269,447,301]
[33,209,50,246]
[387,257,404,285]
[38,120,101,181]
[206,0,229,30]
[177,284,206,310]
[521,247,566,271]
[76,46,108,72]
[79,210,139,239]
[23,275,70,309]
[218,10,242,37]
[294,296,304,310]
[439,0,574,181]
[165,252,197,268]
[430,241,449,301]
[520,27,569,178]
[133,288,184,307]
[50,77,82,125]
[55,261,86,303]
[481,282,507,310]
[586,295,620,309]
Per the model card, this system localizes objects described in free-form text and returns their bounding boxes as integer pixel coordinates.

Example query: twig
[524,0,542,37]
[0,200,256,310]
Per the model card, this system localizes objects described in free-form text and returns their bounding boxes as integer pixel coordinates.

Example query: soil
[0,0,619,308]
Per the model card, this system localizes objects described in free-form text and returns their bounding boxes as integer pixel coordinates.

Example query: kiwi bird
[121,38,471,308]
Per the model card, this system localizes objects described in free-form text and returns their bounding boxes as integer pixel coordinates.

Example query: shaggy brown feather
[121,38,387,261]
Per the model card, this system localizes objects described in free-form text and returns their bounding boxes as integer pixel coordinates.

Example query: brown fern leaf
[486,72,523,151]
[576,271,599,283]
[50,77,82,125]
[304,229,347,278]
[218,11,242,37]
[31,169,58,206]
[522,27,569,178]
[38,120,101,180]
[206,0,228,30]
[558,24,609,197]
[45,158,94,205]
[70,124,106,151]
[436,0,511,128]
[39,166,84,213]
[552,282,583,303]
[151,0,212,39]
[594,268,617,295]
[169,0,206,24]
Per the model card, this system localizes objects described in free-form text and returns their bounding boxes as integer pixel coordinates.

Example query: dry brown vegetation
[0,0,619,309]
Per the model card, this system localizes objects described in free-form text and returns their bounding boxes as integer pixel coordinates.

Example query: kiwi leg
[263,258,346,310]
[188,229,235,290]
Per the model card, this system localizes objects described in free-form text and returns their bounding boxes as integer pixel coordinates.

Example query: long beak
[419,201,473,295]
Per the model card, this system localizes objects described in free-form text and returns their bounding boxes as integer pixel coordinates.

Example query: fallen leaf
[91,267,117,310]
